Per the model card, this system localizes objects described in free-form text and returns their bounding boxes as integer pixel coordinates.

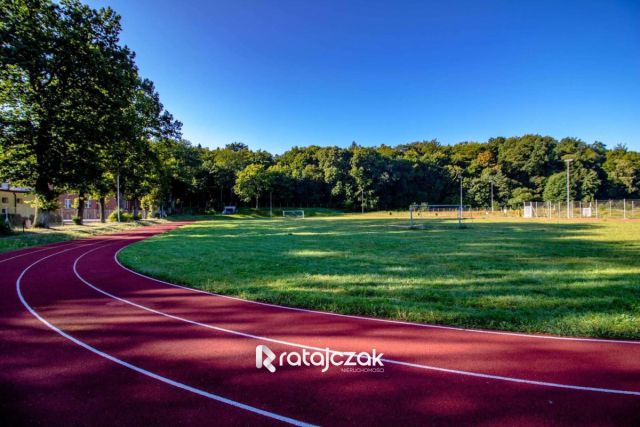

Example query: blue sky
[86,0,640,152]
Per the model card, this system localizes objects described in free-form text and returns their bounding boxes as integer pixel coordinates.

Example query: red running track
[1,222,639,426]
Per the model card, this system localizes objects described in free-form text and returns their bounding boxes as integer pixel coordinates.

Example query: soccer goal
[283,210,305,219]
[407,203,468,228]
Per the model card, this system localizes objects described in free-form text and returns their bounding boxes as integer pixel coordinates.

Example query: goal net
[406,203,469,228]
[283,210,305,219]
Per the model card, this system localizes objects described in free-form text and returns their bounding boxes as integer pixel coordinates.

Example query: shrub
[0,219,12,236]
[71,216,82,225]
[108,209,134,222]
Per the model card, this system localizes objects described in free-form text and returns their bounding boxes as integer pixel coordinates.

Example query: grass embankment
[119,215,640,339]
[0,219,168,254]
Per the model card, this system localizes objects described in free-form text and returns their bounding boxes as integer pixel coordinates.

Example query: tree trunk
[132,199,139,219]
[76,192,85,225]
[34,207,53,228]
[256,196,259,209]
[99,197,106,223]
[33,177,57,228]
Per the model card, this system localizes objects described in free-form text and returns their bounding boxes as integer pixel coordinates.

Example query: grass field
[0,219,168,254]
[119,213,640,339]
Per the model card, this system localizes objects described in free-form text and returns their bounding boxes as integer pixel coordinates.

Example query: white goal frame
[282,210,305,219]
[409,203,467,228]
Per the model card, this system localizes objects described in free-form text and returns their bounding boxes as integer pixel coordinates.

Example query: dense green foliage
[120,217,640,339]
[0,218,12,235]
[108,209,133,222]
[0,0,180,225]
[162,137,640,212]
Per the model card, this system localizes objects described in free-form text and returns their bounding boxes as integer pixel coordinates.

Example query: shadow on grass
[120,218,640,339]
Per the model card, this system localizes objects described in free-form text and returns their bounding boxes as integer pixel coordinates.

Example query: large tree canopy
[0,0,179,224]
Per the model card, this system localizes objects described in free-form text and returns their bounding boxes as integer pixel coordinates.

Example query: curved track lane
[1,223,639,426]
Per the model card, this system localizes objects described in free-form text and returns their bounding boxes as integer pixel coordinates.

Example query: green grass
[228,207,344,218]
[0,219,167,253]
[119,215,640,339]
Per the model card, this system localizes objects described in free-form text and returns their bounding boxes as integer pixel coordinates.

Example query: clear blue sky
[86,0,640,153]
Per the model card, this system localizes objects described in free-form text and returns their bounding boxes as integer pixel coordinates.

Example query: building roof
[0,183,32,193]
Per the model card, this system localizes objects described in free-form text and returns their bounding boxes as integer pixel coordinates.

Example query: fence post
[595,199,598,219]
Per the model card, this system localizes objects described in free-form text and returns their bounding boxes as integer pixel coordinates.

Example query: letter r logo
[256,345,276,373]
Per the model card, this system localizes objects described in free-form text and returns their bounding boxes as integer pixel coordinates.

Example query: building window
[1,208,5,214]
[85,200,92,208]
[64,198,72,209]
[1,197,7,204]
[16,198,23,204]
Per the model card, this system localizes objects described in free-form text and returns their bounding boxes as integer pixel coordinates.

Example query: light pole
[458,175,463,227]
[490,180,494,212]
[565,159,573,219]
[116,173,121,223]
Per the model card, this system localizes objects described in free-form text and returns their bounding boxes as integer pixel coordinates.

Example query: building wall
[0,190,36,221]
[58,194,124,220]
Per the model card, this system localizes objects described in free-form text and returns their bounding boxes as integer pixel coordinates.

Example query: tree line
[171,137,640,213]
[2,1,639,225]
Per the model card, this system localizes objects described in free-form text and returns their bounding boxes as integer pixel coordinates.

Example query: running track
[1,223,639,426]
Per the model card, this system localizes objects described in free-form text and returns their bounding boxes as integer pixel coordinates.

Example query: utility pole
[458,175,463,227]
[116,173,121,223]
[565,159,573,219]
[490,180,494,212]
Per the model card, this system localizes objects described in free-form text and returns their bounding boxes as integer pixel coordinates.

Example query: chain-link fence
[523,200,640,219]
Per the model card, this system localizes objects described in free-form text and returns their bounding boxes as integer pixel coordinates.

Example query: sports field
[119,214,640,339]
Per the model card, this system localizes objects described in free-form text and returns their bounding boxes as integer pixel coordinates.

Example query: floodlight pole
[565,159,573,219]
[116,173,121,223]
[458,175,463,227]
[409,204,414,228]
[490,181,494,212]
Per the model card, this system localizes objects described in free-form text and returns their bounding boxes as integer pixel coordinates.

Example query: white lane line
[16,246,316,427]
[0,221,179,265]
[113,247,640,346]
[0,241,81,264]
[76,245,640,397]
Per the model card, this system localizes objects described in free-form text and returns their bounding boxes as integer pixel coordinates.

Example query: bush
[0,219,12,236]
[71,216,82,225]
[108,209,134,222]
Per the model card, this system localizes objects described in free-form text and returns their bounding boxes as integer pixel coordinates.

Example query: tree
[508,187,535,209]
[543,172,575,202]
[234,164,272,208]
[603,146,640,198]
[0,0,140,225]
[349,147,386,210]
[497,135,558,195]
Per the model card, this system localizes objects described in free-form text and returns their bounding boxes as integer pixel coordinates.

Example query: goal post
[407,203,469,228]
[282,210,305,219]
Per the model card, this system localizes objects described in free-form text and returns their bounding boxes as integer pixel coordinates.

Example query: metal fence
[523,200,640,219]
